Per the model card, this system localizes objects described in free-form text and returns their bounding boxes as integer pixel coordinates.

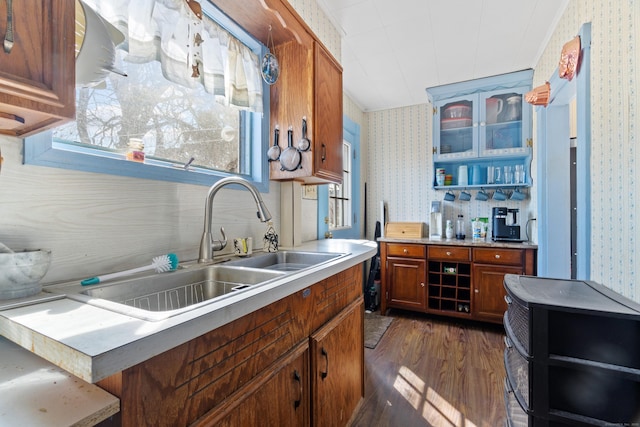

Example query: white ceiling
[317,0,569,112]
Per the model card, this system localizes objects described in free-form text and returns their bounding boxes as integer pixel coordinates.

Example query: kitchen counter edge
[0,239,377,384]
[378,236,537,249]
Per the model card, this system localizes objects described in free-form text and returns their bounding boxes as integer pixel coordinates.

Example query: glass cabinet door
[479,87,531,157]
[434,96,478,160]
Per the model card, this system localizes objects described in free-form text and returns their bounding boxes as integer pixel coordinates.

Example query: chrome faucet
[198,176,272,263]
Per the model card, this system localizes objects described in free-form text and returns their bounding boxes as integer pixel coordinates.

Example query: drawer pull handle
[504,295,513,305]
[495,254,501,259]
[293,369,302,409]
[320,347,329,380]
[446,251,452,256]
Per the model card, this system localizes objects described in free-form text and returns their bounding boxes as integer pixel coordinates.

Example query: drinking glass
[515,164,525,184]
[503,166,513,184]
[494,167,502,184]
[487,166,495,184]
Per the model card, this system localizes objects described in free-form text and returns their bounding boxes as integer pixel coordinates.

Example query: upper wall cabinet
[269,40,343,184]
[213,0,344,185]
[427,70,533,189]
[0,1,75,137]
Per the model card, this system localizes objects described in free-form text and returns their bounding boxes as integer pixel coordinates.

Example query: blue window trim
[317,115,361,239]
[23,1,271,193]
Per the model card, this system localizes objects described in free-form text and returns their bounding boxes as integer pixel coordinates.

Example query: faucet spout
[198,177,272,263]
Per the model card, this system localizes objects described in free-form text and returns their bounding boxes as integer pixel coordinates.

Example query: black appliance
[492,207,524,242]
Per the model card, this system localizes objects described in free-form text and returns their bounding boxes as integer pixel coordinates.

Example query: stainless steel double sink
[44,251,347,321]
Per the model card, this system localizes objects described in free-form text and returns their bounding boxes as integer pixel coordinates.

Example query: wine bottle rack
[427,260,471,315]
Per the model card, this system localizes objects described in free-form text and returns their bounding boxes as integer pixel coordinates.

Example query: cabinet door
[310,298,363,427]
[0,0,75,136]
[386,257,426,311]
[479,87,532,157]
[313,42,343,183]
[194,341,310,426]
[472,264,523,323]
[433,95,478,161]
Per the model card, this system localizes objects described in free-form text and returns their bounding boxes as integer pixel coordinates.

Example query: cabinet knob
[403,248,408,254]
[421,282,425,288]
[446,251,452,256]
[474,289,479,293]
[495,254,501,259]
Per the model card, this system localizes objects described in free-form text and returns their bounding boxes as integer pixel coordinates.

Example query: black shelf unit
[503,275,640,426]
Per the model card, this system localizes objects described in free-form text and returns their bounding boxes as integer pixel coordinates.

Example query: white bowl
[0,250,52,300]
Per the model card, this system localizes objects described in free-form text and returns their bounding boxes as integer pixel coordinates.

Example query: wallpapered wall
[531,1,639,301]
[363,1,640,302]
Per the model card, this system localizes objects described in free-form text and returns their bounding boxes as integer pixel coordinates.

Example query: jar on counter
[126,138,145,162]
[445,220,454,239]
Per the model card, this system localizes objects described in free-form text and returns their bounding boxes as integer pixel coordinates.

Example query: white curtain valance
[85,0,263,112]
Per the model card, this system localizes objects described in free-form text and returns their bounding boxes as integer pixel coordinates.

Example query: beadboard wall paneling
[532,1,639,301]
[0,139,281,283]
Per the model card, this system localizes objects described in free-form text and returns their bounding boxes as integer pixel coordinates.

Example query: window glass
[53,55,245,174]
[329,141,352,230]
[25,0,269,190]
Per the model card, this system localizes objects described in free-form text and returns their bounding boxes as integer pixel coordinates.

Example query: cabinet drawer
[386,243,425,258]
[474,248,523,265]
[428,246,471,262]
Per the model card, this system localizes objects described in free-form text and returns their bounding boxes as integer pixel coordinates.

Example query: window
[328,141,352,229]
[24,0,270,191]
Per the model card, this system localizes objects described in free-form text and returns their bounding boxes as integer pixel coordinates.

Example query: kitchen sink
[44,250,348,321]
[45,264,286,321]
[225,250,347,271]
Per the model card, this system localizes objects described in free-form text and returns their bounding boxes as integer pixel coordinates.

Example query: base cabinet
[473,264,522,323]
[311,298,364,427]
[97,265,364,426]
[381,243,426,313]
[193,341,310,426]
[381,242,536,324]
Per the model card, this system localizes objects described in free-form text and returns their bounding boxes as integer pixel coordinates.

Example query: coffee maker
[492,207,523,241]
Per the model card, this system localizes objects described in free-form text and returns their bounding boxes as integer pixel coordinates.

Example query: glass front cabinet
[427,70,533,190]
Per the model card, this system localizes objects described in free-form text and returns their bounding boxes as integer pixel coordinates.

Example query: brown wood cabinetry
[472,248,535,323]
[97,265,364,426]
[382,243,427,312]
[381,242,536,324]
[193,340,310,427]
[269,40,343,184]
[310,298,364,427]
[0,0,75,136]
[427,245,472,318]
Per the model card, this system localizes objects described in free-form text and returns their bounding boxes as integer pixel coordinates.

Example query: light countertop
[0,239,377,384]
[378,236,537,249]
[0,336,119,426]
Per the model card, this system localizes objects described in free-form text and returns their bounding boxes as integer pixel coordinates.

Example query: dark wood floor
[351,309,506,427]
